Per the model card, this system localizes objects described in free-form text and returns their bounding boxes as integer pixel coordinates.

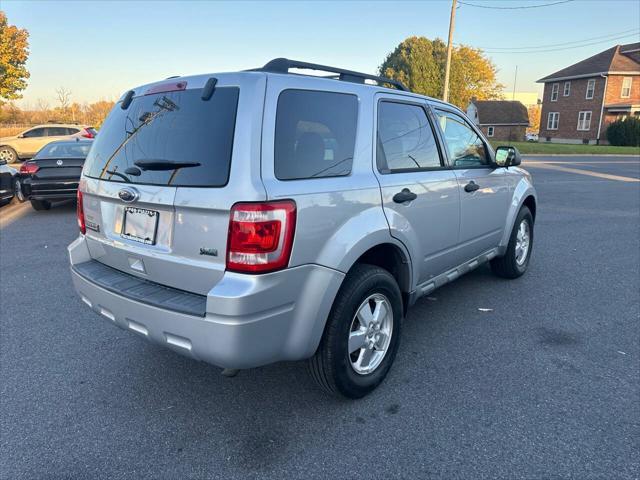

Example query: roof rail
[257,58,409,92]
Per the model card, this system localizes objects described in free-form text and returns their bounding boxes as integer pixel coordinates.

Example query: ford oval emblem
[118,188,138,203]
[56,159,63,166]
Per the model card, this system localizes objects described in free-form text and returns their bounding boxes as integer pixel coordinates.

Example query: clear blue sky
[3,0,640,107]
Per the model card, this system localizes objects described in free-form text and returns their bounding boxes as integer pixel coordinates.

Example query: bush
[606,117,640,146]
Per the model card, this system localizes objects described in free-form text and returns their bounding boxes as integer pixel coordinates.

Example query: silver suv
[69,59,537,398]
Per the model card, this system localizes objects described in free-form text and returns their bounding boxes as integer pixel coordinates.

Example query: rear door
[80,74,267,295]
[374,94,460,284]
[19,127,48,156]
[433,108,511,258]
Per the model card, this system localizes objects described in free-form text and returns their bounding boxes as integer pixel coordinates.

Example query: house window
[563,82,571,96]
[577,111,592,131]
[551,83,559,102]
[621,77,632,98]
[487,126,495,137]
[586,79,596,99]
[547,112,559,130]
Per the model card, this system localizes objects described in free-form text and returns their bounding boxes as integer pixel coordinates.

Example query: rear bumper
[22,177,78,200]
[68,235,344,369]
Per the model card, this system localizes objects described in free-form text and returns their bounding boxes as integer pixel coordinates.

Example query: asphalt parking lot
[1,155,639,480]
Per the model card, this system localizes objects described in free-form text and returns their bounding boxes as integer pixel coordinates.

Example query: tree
[527,103,541,133]
[0,12,30,103]
[379,36,504,108]
[55,87,72,110]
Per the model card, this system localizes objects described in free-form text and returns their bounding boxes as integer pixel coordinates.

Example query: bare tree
[36,97,50,111]
[55,87,72,110]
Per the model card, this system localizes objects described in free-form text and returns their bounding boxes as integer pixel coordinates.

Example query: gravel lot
[1,156,639,480]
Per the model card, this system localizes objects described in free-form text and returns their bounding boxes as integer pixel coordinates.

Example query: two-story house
[537,42,639,144]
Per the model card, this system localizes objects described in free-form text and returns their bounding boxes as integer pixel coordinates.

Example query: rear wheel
[0,146,17,164]
[491,206,533,279]
[30,199,51,211]
[308,264,403,399]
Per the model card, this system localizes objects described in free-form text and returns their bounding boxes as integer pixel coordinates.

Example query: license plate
[121,207,159,245]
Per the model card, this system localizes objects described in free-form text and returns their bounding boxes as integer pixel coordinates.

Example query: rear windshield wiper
[134,159,201,171]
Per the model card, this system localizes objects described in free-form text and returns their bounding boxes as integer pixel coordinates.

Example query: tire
[30,199,51,211]
[308,264,403,399]
[13,178,25,203]
[0,146,18,164]
[491,206,534,279]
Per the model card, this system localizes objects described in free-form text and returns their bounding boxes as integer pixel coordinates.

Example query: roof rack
[256,58,409,92]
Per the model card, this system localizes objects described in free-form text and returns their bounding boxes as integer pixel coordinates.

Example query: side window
[22,128,47,138]
[48,127,67,136]
[66,128,80,135]
[377,101,442,172]
[435,110,490,167]
[274,90,358,180]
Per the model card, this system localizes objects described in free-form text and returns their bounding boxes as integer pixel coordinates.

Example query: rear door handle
[464,181,480,193]
[393,188,417,203]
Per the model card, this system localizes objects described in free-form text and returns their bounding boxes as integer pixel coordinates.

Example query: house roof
[537,43,640,83]
[472,100,529,125]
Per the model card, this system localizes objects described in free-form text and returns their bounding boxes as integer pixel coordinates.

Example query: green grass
[489,141,640,156]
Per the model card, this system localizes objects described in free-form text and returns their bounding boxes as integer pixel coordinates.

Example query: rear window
[83,87,239,187]
[35,142,92,159]
[274,90,358,180]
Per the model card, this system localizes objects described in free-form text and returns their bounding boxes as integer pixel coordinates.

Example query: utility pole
[442,0,457,102]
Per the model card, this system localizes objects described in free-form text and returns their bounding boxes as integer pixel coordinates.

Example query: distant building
[537,42,640,144]
[466,99,529,142]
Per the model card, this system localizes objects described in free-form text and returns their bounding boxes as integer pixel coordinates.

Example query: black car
[17,139,92,210]
[0,158,17,206]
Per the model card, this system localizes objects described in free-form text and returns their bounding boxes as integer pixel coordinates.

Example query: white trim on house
[586,79,596,99]
[547,112,559,130]
[551,83,559,101]
[577,111,592,131]
[621,77,632,98]
[563,81,571,96]
[487,126,494,137]
[537,71,640,83]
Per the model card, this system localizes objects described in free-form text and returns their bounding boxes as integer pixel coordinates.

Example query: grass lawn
[490,141,640,156]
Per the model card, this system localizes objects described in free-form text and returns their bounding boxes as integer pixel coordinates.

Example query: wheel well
[523,195,536,221]
[353,243,411,313]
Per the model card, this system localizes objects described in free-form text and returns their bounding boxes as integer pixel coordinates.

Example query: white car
[0,124,97,163]
[525,132,539,142]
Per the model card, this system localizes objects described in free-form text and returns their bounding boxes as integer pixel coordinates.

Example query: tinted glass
[436,110,489,167]
[23,128,46,138]
[377,102,441,172]
[66,128,80,135]
[48,127,68,136]
[35,142,92,159]
[274,90,358,180]
[83,87,239,187]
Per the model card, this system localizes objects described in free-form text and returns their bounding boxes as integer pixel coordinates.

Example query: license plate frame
[121,207,159,245]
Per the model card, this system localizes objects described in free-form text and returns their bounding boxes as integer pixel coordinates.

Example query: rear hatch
[80,77,260,295]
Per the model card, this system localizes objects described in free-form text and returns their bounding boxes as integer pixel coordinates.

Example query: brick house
[537,43,640,144]
[466,99,529,142]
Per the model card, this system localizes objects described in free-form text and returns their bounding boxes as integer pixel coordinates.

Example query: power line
[458,0,574,9]
[463,28,639,51]
[482,32,640,53]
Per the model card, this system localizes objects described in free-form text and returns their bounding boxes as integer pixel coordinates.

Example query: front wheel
[13,178,25,203]
[308,264,403,398]
[0,146,18,164]
[30,199,51,211]
[491,206,533,279]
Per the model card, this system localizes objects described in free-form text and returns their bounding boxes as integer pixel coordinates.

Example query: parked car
[525,132,539,142]
[16,139,93,211]
[69,59,537,398]
[0,159,17,206]
[0,124,96,164]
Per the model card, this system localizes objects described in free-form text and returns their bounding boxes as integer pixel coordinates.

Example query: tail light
[77,189,86,235]
[227,201,296,273]
[20,162,39,175]
[81,128,95,139]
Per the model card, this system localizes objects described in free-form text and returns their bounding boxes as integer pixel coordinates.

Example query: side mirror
[495,146,521,167]
[17,134,24,138]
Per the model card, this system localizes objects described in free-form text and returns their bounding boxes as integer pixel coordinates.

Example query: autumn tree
[0,11,30,103]
[527,103,541,133]
[379,36,504,108]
